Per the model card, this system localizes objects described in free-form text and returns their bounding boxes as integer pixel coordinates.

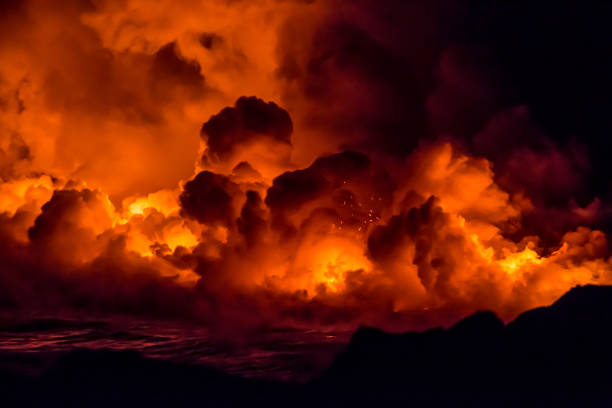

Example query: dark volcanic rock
[314,285,612,407]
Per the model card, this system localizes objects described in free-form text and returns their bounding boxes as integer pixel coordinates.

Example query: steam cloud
[0,0,611,331]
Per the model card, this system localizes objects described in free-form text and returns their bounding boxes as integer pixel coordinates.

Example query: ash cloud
[179,171,239,226]
[151,42,207,101]
[266,151,371,214]
[201,96,293,163]
[277,13,429,156]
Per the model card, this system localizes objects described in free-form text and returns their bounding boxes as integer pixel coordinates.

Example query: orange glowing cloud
[0,0,611,332]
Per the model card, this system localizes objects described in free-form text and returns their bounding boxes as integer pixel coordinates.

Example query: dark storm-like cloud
[265,151,371,214]
[454,1,612,206]
[28,189,99,242]
[264,149,395,242]
[275,0,612,242]
[278,16,428,156]
[201,96,293,162]
[179,171,239,225]
[467,106,599,245]
[473,108,590,204]
[368,196,449,290]
[150,42,206,100]
[237,190,267,247]
[232,161,262,179]
[426,44,516,140]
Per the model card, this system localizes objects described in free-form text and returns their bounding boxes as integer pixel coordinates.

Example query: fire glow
[0,0,611,331]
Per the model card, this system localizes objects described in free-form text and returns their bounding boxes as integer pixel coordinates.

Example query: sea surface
[0,316,351,383]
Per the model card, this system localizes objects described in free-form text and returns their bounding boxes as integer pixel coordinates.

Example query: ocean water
[0,317,351,383]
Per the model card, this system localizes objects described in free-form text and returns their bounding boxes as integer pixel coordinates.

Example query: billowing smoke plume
[0,0,611,331]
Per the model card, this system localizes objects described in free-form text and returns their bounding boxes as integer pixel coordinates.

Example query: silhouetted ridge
[315,285,612,407]
[449,310,504,334]
[508,284,612,335]
[552,284,612,310]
